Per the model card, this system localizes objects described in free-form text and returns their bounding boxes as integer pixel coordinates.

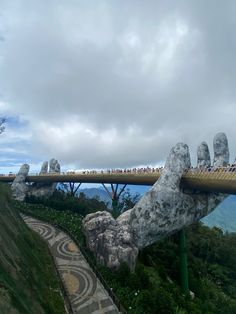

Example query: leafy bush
[26,190,108,217]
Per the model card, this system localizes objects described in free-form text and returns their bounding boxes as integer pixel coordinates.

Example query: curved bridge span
[1,170,236,195]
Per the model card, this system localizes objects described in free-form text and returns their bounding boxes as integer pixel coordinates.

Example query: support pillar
[179,228,189,295]
[69,182,82,196]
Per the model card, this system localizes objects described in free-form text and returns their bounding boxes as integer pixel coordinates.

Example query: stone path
[22,215,119,314]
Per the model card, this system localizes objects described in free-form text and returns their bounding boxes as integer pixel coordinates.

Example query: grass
[0,184,66,314]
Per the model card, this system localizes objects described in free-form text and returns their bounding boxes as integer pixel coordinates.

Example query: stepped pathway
[22,215,119,314]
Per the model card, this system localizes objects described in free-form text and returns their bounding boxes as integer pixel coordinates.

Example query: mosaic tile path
[22,215,119,314]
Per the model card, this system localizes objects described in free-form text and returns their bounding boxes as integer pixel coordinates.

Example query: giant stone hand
[11,158,60,201]
[83,133,229,270]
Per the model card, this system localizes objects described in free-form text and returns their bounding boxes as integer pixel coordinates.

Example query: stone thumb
[40,161,48,174]
[157,143,191,191]
[14,164,30,183]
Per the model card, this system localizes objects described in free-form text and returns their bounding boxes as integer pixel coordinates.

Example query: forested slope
[0,184,65,314]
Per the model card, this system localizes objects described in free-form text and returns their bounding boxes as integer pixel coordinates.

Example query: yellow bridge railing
[1,168,236,194]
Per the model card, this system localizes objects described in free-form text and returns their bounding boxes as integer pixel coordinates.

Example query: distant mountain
[77,185,149,208]
[202,196,236,233]
[78,188,111,206]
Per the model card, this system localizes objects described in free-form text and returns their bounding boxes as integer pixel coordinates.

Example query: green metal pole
[179,228,189,295]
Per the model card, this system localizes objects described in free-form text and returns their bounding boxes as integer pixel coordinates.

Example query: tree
[0,117,5,134]
[58,182,82,196]
[117,189,140,213]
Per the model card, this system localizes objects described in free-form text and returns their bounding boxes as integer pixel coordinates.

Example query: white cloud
[0,100,9,111]
[0,1,236,169]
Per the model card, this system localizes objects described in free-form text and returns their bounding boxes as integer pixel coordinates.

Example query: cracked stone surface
[213,132,229,166]
[83,133,229,270]
[11,164,30,201]
[197,141,211,168]
[11,158,60,201]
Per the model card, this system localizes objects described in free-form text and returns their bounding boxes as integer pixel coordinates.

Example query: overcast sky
[0,0,236,173]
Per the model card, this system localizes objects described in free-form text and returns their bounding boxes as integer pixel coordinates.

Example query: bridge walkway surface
[22,215,119,314]
[2,170,236,194]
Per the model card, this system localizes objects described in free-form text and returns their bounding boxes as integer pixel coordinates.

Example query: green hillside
[16,191,236,314]
[0,184,66,314]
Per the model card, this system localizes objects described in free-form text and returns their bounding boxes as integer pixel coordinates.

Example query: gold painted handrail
[1,170,236,194]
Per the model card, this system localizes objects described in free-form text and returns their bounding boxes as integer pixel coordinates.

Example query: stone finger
[39,161,48,174]
[49,158,56,173]
[15,164,30,182]
[54,160,60,173]
[213,132,229,167]
[11,164,30,201]
[197,141,211,168]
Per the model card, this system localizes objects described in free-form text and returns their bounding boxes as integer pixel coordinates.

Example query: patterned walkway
[22,215,119,314]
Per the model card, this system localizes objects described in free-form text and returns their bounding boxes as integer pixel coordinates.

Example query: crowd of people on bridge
[48,164,236,174]
[66,167,164,175]
[2,164,236,177]
[187,164,236,173]
[63,164,236,175]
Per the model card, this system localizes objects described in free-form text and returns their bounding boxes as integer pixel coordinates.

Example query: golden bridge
[3,168,235,296]
[1,169,236,194]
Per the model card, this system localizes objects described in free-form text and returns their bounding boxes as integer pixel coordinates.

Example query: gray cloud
[0,0,236,169]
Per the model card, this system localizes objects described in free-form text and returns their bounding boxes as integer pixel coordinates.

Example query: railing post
[179,228,189,295]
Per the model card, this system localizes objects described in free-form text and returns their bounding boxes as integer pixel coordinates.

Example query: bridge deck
[1,171,236,194]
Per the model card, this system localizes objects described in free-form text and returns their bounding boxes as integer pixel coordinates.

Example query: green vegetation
[113,189,140,218]
[26,190,108,216]
[15,201,86,245]
[0,184,66,314]
[15,190,236,314]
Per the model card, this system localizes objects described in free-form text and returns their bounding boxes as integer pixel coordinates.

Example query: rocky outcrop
[83,133,229,270]
[11,159,60,201]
